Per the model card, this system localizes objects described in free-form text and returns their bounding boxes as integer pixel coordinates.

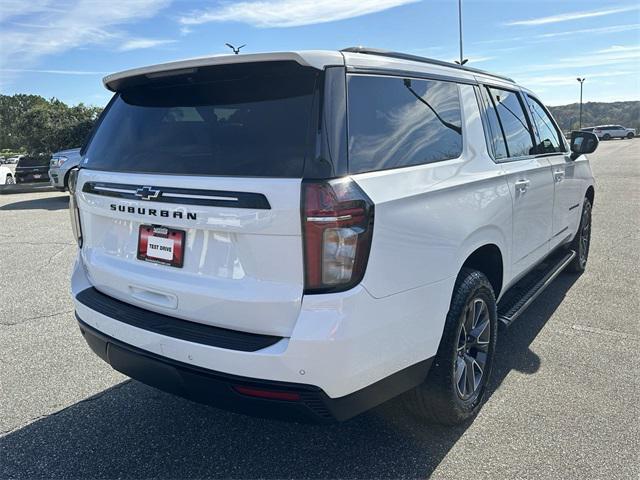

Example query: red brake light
[302,178,374,293]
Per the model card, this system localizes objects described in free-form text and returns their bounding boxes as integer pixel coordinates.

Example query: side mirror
[570,131,598,160]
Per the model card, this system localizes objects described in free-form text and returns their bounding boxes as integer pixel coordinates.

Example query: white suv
[592,125,635,140]
[69,48,598,424]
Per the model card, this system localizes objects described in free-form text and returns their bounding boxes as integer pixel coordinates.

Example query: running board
[497,250,576,327]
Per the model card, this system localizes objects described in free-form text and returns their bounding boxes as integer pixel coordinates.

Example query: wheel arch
[460,244,504,298]
[63,169,72,190]
[585,185,595,205]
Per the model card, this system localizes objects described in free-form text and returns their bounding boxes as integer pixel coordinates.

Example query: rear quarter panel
[353,84,513,300]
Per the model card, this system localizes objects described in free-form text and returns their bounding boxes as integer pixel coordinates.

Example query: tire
[5,174,14,185]
[627,132,634,139]
[63,171,71,192]
[405,268,498,425]
[603,134,611,140]
[566,198,592,273]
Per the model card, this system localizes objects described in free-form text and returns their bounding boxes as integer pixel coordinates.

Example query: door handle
[515,179,531,193]
[553,170,565,182]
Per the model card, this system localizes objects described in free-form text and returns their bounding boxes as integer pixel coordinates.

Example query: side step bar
[497,250,576,326]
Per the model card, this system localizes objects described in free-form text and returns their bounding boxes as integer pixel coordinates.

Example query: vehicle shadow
[0,183,57,195]
[0,274,580,479]
[0,194,68,211]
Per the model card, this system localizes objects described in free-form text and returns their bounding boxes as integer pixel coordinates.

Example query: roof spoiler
[102,51,342,92]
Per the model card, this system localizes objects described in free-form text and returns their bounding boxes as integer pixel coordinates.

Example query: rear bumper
[15,172,50,183]
[72,253,449,421]
[77,315,432,422]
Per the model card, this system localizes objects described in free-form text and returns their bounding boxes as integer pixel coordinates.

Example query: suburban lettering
[109,203,197,221]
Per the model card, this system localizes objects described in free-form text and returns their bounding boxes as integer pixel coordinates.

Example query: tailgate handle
[129,285,178,310]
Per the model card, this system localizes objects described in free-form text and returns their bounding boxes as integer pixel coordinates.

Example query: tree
[0,94,48,150]
[0,94,102,155]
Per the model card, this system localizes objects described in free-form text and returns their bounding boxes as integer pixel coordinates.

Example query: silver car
[49,148,82,191]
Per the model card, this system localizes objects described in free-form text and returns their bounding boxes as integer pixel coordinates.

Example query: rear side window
[478,87,508,160]
[83,62,320,177]
[486,87,535,158]
[347,75,462,174]
[18,157,48,167]
[526,95,563,154]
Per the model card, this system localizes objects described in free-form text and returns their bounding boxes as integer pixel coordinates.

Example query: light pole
[577,77,585,129]
[454,0,468,65]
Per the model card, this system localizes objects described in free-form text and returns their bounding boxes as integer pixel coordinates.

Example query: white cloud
[594,44,640,54]
[465,55,495,64]
[118,38,176,51]
[0,0,172,70]
[505,5,639,26]
[507,47,640,76]
[475,23,640,47]
[0,0,64,23]
[518,71,635,88]
[2,68,107,75]
[537,23,640,38]
[179,0,420,28]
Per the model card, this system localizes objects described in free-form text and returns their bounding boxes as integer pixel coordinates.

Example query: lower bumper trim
[77,315,433,423]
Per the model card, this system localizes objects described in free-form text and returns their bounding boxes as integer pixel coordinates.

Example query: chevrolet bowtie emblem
[135,186,161,201]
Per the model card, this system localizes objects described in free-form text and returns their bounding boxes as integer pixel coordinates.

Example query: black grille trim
[76,287,282,352]
[82,182,271,209]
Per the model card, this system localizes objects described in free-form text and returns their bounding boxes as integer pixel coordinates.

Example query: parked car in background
[6,155,23,164]
[71,48,598,425]
[580,127,595,133]
[49,148,82,191]
[0,165,15,185]
[593,125,635,140]
[14,156,50,183]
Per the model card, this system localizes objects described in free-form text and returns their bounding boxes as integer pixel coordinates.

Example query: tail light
[67,168,83,247]
[302,178,374,293]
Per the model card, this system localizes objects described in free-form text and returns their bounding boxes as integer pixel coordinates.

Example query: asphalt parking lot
[1,140,638,479]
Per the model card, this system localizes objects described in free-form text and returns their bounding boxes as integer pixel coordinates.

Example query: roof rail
[341,47,515,83]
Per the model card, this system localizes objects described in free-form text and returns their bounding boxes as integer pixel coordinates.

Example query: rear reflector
[233,385,301,402]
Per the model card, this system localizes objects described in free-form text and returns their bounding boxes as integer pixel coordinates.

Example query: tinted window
[17,157,49,167]
[486,87,534,158]
[478,87,508,159]
[84,62,319,177]
[526,95,562,154]
[347,75,462,173]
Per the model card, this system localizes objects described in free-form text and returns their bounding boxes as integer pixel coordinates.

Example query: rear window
[347,75,462,174]
[84,62,320,177]
[18,157,49,167]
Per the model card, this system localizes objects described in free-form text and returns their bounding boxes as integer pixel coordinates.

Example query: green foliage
[549,101,640,132]
[0,94,102,155]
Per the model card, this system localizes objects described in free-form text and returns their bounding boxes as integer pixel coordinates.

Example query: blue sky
[1,0,638,107]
